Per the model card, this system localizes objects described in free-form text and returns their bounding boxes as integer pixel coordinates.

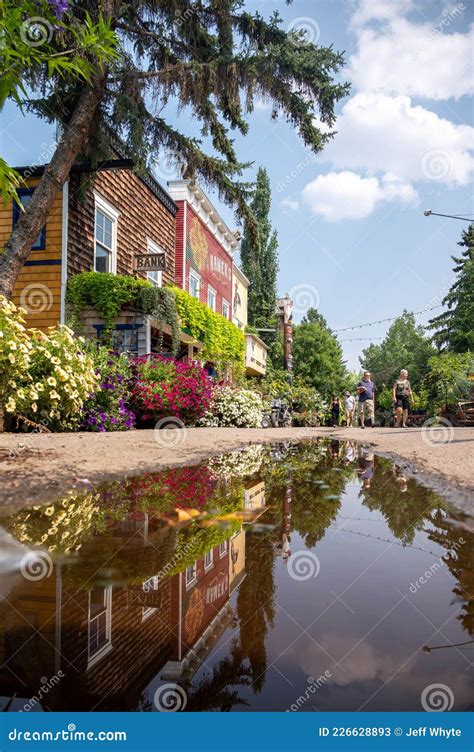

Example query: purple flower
[48,0,68,19]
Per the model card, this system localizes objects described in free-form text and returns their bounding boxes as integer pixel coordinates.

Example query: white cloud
[349,5,473,100]
[302,170,418,221]
[350,0,414,29]
[280,198,300,211]
[322,92,474,186]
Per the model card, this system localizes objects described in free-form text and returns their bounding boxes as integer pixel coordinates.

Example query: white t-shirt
[345,395,355,411]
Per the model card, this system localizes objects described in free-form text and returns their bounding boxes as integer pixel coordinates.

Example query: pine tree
[0,0,349,298]
[240,167,279,326]
[292,308,348,398]
[428,225,474,352]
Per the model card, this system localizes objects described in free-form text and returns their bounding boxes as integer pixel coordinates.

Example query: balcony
[245,333,268,376]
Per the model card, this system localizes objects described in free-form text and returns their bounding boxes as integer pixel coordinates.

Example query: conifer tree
[240,167,279,326]
[0,0,349,298]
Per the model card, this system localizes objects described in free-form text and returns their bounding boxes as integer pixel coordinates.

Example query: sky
[1,0,473,370]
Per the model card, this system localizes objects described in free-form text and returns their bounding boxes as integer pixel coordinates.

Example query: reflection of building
[244,480,266,512]
[0,520,247,709]
[163,538,233,680]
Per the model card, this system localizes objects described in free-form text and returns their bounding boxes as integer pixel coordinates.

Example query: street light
[423,209,472,222]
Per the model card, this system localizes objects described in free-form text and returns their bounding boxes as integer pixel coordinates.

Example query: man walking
[357,370,376,428]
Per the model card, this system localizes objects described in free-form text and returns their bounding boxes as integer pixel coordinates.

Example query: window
[233,291,241,313]
[204,550,213,571]
[189,269,200,299]
[146,239,163,287]
[13,190,46,250]
[222,299,230,319]
[142,575,159,621]
[219,540,228,558]
[207,285,216,311]
[88,587,112,667]
[94,194,119,273]
[185,563,197,588]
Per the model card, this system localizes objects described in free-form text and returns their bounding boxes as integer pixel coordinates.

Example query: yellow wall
[0,179,63,329]
[232,267,248,330]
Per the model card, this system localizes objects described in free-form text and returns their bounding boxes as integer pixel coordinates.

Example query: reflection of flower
[208,445,265,480]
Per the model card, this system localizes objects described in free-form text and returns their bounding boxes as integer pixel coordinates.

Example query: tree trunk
[0,74,108,300]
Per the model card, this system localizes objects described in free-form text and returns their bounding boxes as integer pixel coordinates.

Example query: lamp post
[423,209,472,222]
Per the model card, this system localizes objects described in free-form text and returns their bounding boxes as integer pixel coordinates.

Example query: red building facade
[168,180,239,320]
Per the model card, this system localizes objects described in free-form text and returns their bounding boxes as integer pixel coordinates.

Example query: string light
[333,304,443,333]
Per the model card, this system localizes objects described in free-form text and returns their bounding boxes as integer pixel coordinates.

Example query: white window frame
[87,586,113,669]
[207,285,216,311]
[222,299,230,319]
[204,549,213,571]
[146,239,163,287]
[94,194,119,274]
[185,562,197,589]
[141,574,160,622]
[189,268,201,299]
[219,540,228,558]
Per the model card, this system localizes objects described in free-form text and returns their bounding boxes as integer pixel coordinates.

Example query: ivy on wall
[169,286,245,372]
[66,272,180,352]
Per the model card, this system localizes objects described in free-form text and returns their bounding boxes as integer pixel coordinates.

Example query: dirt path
[0,426,473,513]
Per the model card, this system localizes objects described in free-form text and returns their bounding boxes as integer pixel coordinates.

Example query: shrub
[81,348,136,432]
[0,296,32,414]
[8,326,98,430]
[67,272,180,352]
[199,386,263,427]
[132,355,213,424]
[249,373,327,426]
[169,286,245,374]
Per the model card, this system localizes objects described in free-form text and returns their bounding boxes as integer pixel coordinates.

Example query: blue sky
[1,0,473,370]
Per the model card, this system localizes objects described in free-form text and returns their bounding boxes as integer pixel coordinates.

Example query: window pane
[95,245,109,273]
[19,193,43,248]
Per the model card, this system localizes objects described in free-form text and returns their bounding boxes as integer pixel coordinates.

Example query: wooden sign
[134,253,166,272]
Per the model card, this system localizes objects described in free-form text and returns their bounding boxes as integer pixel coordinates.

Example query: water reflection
[0,440,472,712]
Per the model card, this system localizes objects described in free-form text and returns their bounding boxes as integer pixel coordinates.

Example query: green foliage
[66,272,180,351]
[428,225,474,352]
[424,351,473,411]
[0,0,117,203]
[241,167,279,326]
[169,286,245,373]
[292,308,348,399]
[249,372,327,426]
[361,311,435,392]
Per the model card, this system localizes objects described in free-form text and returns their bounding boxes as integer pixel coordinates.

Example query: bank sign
[134,253,166,272]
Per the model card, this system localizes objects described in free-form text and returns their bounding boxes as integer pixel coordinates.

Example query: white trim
[204,549,213,571]
[207,284,216,311]
[93,194,119,274]
[141,574,160,622]
[146,238,163,287]
[182,202,187,290]
[232,263,249,287]
[60,180,69,324]
[185,562,197,590]
[189,267,201,299]
[222,298,230,320]
[87,586,113,670]
[219,540,228,558]
[168,180,238,258]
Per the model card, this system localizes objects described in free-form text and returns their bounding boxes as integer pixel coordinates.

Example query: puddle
[0,440,472,712]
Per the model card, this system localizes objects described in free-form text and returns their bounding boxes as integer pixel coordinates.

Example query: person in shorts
[344,390,356,427]
[357,370,376,428]
[392,369,413,428]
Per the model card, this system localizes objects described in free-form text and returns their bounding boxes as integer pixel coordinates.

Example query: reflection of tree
[184,642,252,711]
[237,530,275,693]
[360,460,445,545]
[427,511,474,636]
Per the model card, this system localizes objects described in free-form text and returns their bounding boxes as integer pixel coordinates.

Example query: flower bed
[198,386,263,428]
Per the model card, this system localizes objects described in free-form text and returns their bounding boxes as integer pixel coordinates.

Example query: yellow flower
[31,403,37,412]
[44,507,55,516]
[51,356,61,365]
[9,341,17,350]
[47,377,57,387]
[5,397,16,412]
[8,353,15,364]
[50,390,60,400]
